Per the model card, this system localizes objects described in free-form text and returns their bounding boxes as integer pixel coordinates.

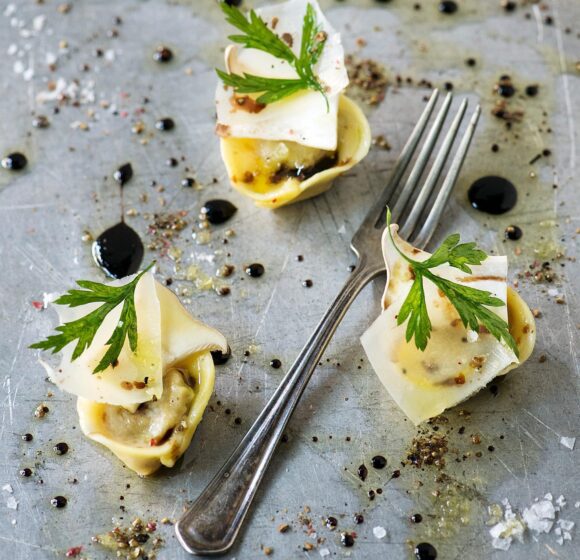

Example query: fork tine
[369,89,440,230]
[399,98,469,240]
[391,92,453,222]
[411,104,482,248]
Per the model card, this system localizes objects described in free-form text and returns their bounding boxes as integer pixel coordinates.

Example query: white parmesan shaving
[215,0,348,150]
[361,225,521,425]
[40,272,227,407]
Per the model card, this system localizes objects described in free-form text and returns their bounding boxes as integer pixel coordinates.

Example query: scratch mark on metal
[553,0,577,171]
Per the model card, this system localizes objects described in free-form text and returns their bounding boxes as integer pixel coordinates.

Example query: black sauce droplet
[340,532,355,547]
[438,1,458,14]
[371,455,387,469]
[410,513,423,523]
[302,279,313,288]
[153,46,173,63]
[54,442,69,455]
[51,496,67,508]
[368,489,376,500]
[212,347,231,365]
[415,542,437,560]
[270,359,282,369]
[1,152,28,171]
[497,84,515,98]
[92,222,144,279]
[113,163,133,186]
[525,84,539,97]
[325,516,338,530]
[20,468,32,477]
[181,177,195,188]
[22,433,33,442]
[201,200,237,225]
[166,157,178,167]
[245,263,265,278]
[357,464,368,481]
[468,176,517,215]
[504,225,523,240]
[155,118,175,131]
[224,0,243,5]
[353,513,364,524]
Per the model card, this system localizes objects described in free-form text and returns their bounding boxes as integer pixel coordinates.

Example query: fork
[176,89,481,556]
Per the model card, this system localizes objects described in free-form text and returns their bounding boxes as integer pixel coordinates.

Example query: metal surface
[1,1,579,559]
[176,90,477,555]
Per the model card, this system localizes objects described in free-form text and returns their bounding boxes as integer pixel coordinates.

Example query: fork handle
[175,257,384,555]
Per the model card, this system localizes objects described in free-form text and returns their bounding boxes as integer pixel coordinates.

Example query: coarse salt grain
[319,548,330,557]
[373,526,387,539]
[32,15,45,31]
[2,484,13,493]
[3,4,16,17]
[523,500,555,534]
[560,436,576,450]
[6,497,18,510]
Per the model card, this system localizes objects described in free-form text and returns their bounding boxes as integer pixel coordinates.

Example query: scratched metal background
[0,1,579,559]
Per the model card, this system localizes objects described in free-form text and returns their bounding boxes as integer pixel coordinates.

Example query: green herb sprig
[386,210,518,356]
[216,2,329,108]
[30,263,155,374]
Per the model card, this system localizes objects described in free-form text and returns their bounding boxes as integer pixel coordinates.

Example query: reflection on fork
[176,89,482,556]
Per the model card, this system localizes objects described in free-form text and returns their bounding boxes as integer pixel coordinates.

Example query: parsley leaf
[217,2,329,109]
[30,262,155,374]
[386,209,518,357]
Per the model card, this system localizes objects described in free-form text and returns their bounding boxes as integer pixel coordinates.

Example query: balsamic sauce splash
[92,222,144,279]
[201,200,238,225]
[1,152,28,170]
[468,176,517,214]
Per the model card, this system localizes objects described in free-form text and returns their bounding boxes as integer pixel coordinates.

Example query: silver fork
[176,89,481,556]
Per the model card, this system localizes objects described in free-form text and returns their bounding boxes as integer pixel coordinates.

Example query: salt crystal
[3,4,16,17]
[6,497,18,510]
[523,500,555,534]
[23,68,34,81]
[555,495,567,508]
[555,527,562,536]
[104,49,116,61]
[45,52,57,65]
[560,436,576,450]
[559,519,574,531]
[466,329,479,343]
[2,484,13,493]
[13,60,24,74]
[32,15,45,31]
[338,224,346,235]
[319,548,330,557]
[489,506,525,551]
[564,532,572,541]
[7,44,17,55]
[373,526,387,539]
[19,29,31,39]
[547,288,559,297]
[43,292,58,308]
[544,493,553,501]
[575,502,580,509]
[557,536,564,546]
